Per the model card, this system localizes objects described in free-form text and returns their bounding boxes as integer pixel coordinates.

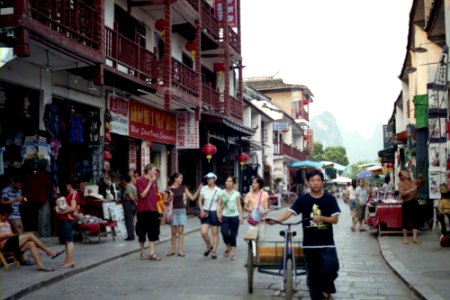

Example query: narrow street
[21,200,418,300]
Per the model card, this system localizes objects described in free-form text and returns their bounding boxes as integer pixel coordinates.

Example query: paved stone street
[19,200,417,300]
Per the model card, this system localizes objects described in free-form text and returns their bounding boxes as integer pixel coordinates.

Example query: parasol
[289,160,324,169]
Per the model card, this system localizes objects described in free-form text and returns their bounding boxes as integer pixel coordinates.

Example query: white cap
[204,172,217,180]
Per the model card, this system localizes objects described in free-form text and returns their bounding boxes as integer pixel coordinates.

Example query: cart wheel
[246,242,254,293]
[285,258,294,300]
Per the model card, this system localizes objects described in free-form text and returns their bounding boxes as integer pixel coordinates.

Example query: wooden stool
[0,251,21,271]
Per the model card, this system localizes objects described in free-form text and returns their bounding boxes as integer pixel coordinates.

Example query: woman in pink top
[244,177,269,226]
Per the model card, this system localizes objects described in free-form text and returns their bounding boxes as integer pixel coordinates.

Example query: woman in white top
[198,172,221,259]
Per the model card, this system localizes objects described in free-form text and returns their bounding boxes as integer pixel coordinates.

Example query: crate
[257,241,303,263]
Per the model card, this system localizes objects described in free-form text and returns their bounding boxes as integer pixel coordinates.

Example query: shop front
[107,94,176,189]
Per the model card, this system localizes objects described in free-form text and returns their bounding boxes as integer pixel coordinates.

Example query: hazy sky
[241,0,413,139]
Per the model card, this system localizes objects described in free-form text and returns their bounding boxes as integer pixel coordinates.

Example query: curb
[377,237,444,300]
[6,206,284,300]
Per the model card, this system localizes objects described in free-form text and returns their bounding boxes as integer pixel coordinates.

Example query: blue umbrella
[289,160,324,169]
[356,170,375,180]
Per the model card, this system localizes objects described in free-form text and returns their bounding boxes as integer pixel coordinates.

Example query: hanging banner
[215,0,237,27]
[176,112,199,149]
[108,96,129,136]
[129,100,176,145]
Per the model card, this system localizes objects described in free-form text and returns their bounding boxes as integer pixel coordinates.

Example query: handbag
[438,198,450,214]
[199,189,218,219]
[164,188,173,223]
[248,191,263,226]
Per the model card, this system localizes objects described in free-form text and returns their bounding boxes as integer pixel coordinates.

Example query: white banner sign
[108,96,129,136]
[176,112,199,149]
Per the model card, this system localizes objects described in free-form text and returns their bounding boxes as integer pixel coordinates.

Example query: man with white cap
[198,172,221,259]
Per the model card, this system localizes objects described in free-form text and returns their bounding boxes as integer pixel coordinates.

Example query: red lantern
[201,143,217,163]
[302,99,309,106]
[214,63,225,74]
[236,152,249,169]
[155,19,165,35]
[386,162,394,171]
[185,41,196,57]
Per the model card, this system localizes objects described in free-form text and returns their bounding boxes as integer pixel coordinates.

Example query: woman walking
[56,176,80,268]
[198,172,221,259]
[244,177,269,227]
[164,173,201,257]
[217,176,243,261]
[348,179,358,232]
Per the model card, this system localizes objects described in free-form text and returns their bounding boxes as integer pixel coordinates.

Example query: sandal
[37,267,55,272]
[403,239,409,245]
[149,254,161,261]
[203,246,213,257]
[351,226,355,232]
[178,252,186,257]
[211,253,217,260]
[223,248,230,257]
[230,255,236,261]
[166,252,175,256]
[61,263,74,269]
[412,239,421,244]
[140,253,147,260]
[51,249,65,259]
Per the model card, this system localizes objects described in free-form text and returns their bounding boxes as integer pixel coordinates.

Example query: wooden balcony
[186,0,199,11]
[202,84,221,113]
[229,95,243,121]
[228,26,241,53]
[292,108,309,122]
[29,0,101,51]
[201,0,220,42]
[172,58,199,97]
[274,142,307,161]
[105,27,158,87]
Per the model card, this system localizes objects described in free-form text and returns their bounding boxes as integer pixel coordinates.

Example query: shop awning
[202,115,255,137]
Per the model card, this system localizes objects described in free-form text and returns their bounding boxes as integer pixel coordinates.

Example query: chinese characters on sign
[129,100,176,145]
[129,141,137,170]
[108,96,129,136]
[215,0,237,27]
[307,128,314,151]
[176,112,199,149]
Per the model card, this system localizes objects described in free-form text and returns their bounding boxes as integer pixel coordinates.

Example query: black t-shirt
[289,192,341,248]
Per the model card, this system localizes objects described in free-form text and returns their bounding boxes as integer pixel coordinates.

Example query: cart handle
[265,218,309,226]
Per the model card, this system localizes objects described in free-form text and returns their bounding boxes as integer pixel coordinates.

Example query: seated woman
[0,204,64,272]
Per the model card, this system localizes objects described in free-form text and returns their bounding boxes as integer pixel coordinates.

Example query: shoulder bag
[163,188,173,223]
[248,192,263,226]
[199,189,218,219]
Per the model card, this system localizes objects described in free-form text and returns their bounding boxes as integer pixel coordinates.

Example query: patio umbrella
[331,176,352,184]
[289,160,324,169]
[356,170,375,180]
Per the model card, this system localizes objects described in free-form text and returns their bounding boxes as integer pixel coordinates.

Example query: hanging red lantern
[201,143,217,163]
[386,162,394,171]
[213,63,225,74]
[236,152,249,169]
[185,41,196,57]
[155,19,165,35]
[302,99,309,106]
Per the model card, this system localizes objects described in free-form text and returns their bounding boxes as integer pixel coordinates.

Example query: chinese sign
[129,141,137,170]
[108,96,129,136]
[273,121,289,131]
[307,128,314,151]
[129,100,176,145]
[176,112,199,149]
[382,124,393,149]
[215,0,237,27]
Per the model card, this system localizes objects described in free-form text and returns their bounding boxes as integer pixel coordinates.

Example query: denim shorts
[200,210,220,226]
[171,209,187,226]
[58,220,74,243]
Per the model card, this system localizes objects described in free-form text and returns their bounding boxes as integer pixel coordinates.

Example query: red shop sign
[129,100,176,145]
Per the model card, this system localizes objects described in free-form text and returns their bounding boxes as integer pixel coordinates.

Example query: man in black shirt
[267,169,340,300]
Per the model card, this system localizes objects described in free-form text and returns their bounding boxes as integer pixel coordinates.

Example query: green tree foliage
[311,142,349,166]
[343,160,371,178]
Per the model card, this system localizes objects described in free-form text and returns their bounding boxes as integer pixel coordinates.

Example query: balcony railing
[274,142,307,161]
[29,0,101,50]
[172,58,199,97]
[292,108,309,121]
[186,0,199,11]
[228,26,240,53]
[202,84,221,113]
[229,95,243,120]
[201,0,219,42]
[105,27,158,85]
